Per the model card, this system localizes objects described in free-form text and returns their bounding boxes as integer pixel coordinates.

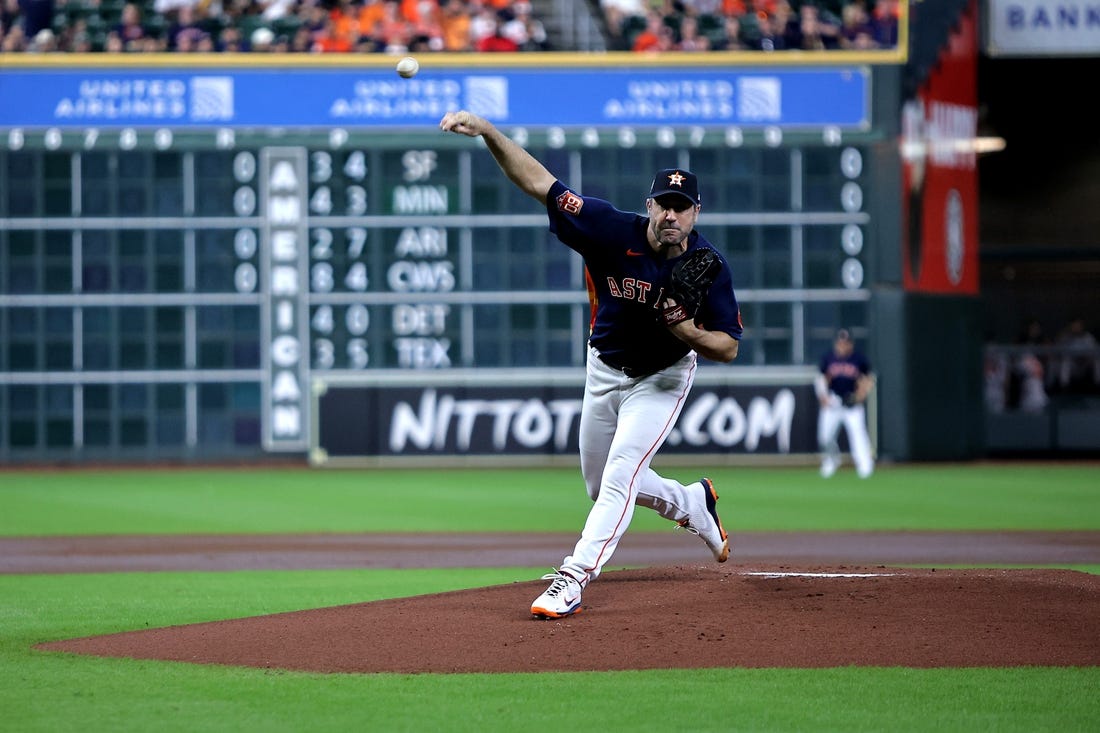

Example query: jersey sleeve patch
[556,190,584,215]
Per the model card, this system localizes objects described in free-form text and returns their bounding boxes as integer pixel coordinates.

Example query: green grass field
[2,463,1098,732]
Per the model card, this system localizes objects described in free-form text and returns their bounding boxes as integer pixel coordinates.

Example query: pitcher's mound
[38,565,1100,673]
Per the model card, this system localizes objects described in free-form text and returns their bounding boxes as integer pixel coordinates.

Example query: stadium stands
[0,0,899,54]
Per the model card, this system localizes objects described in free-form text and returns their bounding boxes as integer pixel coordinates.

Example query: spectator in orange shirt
[313,14,354,52]
[439,0,471,51]
[355,0,387,36]
[327,0,362,49]
[632,9,672,53]
[401,0,435,26]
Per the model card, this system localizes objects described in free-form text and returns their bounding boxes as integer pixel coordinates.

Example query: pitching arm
[440,110,555,204]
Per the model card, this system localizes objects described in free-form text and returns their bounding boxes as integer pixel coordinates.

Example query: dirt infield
[22,531,1100,673]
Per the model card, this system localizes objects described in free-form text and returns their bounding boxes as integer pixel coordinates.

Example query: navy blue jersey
[819,349,872,400]
[545,180,742,374]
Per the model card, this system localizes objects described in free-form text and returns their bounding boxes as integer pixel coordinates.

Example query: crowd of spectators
[1,0,551,53]
[1,0,898,54]
[604,0,898,53]
[985,315,1100,414]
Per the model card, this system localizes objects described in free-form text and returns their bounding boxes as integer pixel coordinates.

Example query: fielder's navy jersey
[819,349,872,400]
[545,180,742,374]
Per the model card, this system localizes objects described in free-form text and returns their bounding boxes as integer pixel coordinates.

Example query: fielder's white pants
[818,398,874,478]
[559,347,700,587]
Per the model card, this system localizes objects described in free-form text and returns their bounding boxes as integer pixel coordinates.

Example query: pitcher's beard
[656,231,687,257]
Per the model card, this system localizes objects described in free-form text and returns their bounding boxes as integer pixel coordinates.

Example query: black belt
[597,353,665,379]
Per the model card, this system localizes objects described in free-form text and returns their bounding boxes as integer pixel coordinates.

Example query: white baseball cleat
[531,570,583,619]
[678,477,729,563]
[820,457,838,478]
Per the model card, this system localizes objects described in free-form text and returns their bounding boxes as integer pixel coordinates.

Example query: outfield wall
[1,2,1017,465]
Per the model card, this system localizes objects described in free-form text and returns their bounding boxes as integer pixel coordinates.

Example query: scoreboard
[0,61,889,463]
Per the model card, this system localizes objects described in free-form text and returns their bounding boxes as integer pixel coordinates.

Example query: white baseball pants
[818,397,874,478]
[558,347,700,587]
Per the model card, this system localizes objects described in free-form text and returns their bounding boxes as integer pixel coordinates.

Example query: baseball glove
[661,247,721,327]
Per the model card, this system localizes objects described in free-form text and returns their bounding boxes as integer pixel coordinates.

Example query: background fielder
[439,109,743,619]
[815,328,875,478]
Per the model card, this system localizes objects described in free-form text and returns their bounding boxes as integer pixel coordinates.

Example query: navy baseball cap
[649,169,700,206]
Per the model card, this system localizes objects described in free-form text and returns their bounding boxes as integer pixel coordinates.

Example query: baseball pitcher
[440,110,743,619]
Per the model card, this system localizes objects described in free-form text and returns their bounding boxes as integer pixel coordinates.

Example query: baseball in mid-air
[396,56,419,78]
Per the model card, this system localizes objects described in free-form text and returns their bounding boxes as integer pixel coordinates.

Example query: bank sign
[986,0,1100,56]
[312,381,821,463]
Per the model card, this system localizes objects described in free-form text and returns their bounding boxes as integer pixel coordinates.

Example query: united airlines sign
[0,67,869,129]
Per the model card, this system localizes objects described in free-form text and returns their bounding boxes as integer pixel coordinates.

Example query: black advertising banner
[313,381,819,462]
